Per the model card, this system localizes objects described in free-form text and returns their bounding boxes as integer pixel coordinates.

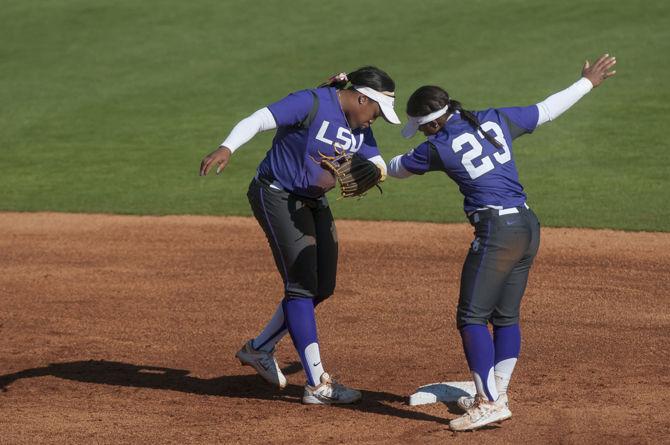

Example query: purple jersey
[400,106,539,213]
[257,87,381,198]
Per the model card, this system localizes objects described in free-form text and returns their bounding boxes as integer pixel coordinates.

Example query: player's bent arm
[387,155,414,179]
[219,107,277,153]
[535,78,593,126]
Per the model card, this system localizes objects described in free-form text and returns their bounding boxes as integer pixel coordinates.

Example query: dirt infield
[1,212,668,444]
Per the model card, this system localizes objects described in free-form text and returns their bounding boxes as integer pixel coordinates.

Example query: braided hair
[320,66,396,94]
[406,85,503,149]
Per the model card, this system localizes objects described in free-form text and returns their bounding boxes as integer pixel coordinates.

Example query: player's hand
[199,146,232,176]
[582,53,617,88]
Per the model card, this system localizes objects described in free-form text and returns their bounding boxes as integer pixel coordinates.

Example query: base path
[0,212,668,444]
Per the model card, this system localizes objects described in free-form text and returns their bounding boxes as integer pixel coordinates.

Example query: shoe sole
[302,394,362,405]
[236,353,287,389]
[450,412,513,432]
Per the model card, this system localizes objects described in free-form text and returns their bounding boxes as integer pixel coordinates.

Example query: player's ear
[358,94,368,105]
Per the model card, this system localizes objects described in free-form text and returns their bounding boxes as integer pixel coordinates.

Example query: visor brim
[380,103,401,125]
[401,121,419,138]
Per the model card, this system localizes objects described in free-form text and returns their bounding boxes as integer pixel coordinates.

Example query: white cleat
[457,392,509,412]
[235,340,287,389]
[449,396,512,431]
[302,372,362,405]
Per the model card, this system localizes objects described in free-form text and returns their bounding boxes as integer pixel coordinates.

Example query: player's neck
[336,90,355,129]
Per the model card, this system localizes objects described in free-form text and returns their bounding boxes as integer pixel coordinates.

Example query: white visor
[353,86,401,125]
[401,104,450,138]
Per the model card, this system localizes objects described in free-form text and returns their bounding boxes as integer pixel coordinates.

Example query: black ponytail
[319,72,349,89]
[448,100,503,150]
[320,66,396,94]
[407,86,503,149]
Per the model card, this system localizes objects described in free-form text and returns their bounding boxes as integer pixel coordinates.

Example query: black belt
[255,172,284,191]
[254,173,325,209]
[467,204,530,224]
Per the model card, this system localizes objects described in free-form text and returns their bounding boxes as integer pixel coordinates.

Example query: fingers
[596,54,617,82]
[200,146,232,176]
[594,53,610,67]
[583,59,590,71]
[200,153,220,176]
[595,53,616,71]
[200,160,208,176]
[199,157,213,176]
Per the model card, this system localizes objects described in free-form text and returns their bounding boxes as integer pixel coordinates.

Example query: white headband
[401,104,451,138]
[411,105,450,125]
[353,86,401,124]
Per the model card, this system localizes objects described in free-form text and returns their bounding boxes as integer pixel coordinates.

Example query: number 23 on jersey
[452,122,510,179]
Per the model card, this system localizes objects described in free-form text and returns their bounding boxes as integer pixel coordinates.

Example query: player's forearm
[387,155,414,179]
[535,77,593,126]
[219,107,277,153]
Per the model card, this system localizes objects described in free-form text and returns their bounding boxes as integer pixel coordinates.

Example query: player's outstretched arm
[535,53,617,126]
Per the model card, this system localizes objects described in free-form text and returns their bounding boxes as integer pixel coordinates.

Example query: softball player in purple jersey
[388,54,616,430]
[200,67,400,404]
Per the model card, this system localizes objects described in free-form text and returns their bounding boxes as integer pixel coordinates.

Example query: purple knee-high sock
[252,298,326,352]
[493,324,521,394]
[460,324,499,402]
[282,297,324,386]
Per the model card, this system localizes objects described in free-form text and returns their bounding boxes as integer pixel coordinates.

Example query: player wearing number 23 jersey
[399,106,536,213]
[388,54,617,431]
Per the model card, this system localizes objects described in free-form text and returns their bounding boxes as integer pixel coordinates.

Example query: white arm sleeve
[536,77,593,126]
[387,155,414,179]
[219,107,277,153]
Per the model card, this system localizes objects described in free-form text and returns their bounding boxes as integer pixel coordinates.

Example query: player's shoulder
[269,88,316,109]
[267,88,325,126]
[280,87,334,105]
[284,88,317,101]
[407,139,433,156]
[475,107,505,121]
[312,86,339,102]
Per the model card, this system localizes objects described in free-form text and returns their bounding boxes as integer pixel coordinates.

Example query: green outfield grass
[1,0,668,231]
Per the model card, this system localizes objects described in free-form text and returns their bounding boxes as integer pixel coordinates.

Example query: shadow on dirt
[0,360,450,424]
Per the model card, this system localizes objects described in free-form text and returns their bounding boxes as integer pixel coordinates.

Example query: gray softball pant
[247,177,337,301]
[457,206,541,328]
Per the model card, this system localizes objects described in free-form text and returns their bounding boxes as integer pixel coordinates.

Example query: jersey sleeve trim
[498,110,533,140]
